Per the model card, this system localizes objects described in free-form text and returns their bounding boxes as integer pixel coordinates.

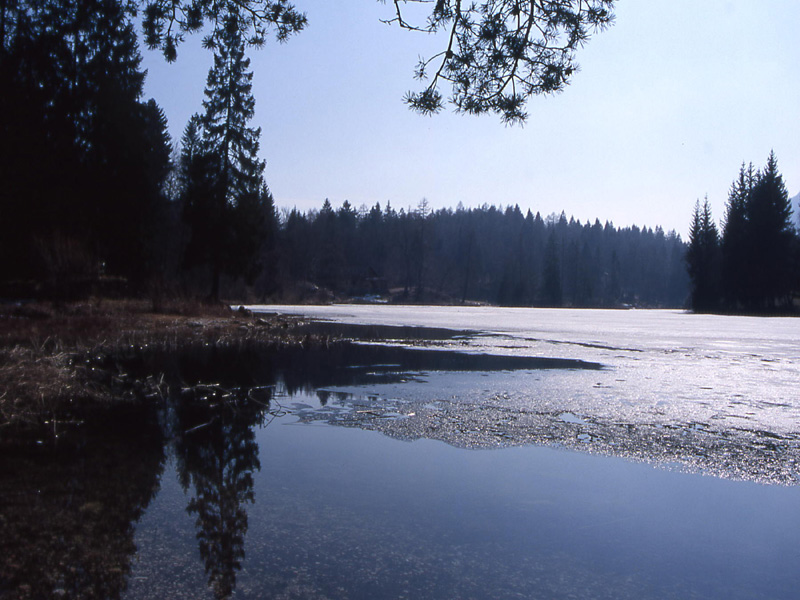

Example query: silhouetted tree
[2,0,621,301]
[542,230,563,306]
[414,198,431,299]
[390,0,616,124]
[721,163,754,308]
[686,198,720,312]
[310,199,344,292]
[181,17,272,300]
[717,153,796,311]
[0,0,172,288]
[141,0,615,124]
[271,198,687,307]
[278,208,313,289]
[142,0,308,62]
[742,152,795,309]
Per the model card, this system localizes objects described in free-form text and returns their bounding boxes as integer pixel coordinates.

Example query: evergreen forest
[1,0,795,312]
[686,153,800,313]
[274,201,689,308]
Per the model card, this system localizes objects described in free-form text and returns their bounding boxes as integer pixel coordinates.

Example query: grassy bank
[0,299,319,434]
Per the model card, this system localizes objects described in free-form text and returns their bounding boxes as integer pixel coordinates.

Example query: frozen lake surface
[250,305,800,484]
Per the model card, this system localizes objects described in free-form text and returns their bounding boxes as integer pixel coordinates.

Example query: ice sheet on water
[252,305,800,484]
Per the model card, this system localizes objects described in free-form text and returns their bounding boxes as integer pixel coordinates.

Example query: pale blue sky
[142,1,800,237]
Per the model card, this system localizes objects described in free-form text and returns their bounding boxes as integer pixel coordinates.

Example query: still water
[125,402,800,599]
[3,307,800,599]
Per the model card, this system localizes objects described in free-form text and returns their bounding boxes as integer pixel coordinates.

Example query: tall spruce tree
[743,151,795,309]
[721,163,754,308]
[686,198,720,312]
[718,153,795,311]
[0,0,172,287]
[181,16,272,300]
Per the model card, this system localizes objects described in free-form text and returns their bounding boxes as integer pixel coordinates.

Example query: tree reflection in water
[0,405,164,600]
[2,336,606,599]
[172,386,269,599]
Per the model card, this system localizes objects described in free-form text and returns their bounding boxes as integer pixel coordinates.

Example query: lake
[2,306,800,599]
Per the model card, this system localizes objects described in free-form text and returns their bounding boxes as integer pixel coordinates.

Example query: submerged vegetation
[0,300,318,434]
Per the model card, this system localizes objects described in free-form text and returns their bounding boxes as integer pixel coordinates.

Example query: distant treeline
[5,0,799,313]
[686,153,800,313]
[1,0,686,308]
[275,200,689,308]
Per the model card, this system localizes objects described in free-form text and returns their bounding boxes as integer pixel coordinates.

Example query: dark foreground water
[124,400,800,600]
[3,307,800,599]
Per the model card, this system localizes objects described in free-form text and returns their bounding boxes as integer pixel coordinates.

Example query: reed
[0,299,315,432]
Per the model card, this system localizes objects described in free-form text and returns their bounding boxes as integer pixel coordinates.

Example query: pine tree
[686,198,720,312]
[743,151,795,309]
[182,16,272,300]
[721,163,754,308]
[0,0,172,286]
[201,18,264,205]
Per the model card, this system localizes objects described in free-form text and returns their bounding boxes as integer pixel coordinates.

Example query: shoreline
[3,298,797,437]
[0,299,328,435]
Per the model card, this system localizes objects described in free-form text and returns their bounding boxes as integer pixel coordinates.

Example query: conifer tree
[686,198,720,312]
[141,0,614,124]
[721,163,754,308]
[201,18,265,205]
[743,151,795,309]
[718,153,796,311]
[310,199,343,291]
[181,16,272,300]
[181,115,226,291]
[0,0,172,286]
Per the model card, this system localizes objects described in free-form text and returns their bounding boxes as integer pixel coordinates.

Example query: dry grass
[0,347,77,428]
[0,298,307,431]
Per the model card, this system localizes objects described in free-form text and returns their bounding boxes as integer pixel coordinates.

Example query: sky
[141,0,800,238]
